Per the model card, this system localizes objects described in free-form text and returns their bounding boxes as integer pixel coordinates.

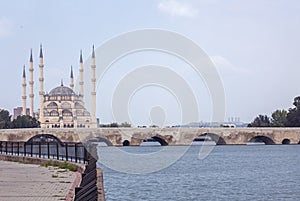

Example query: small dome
[49,85,74,96]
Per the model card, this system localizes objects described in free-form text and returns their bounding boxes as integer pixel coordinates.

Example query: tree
[286,108,300,127]
[109,122,119,127]
[0,109,12,129]
[271,109,287,127]
[248,115,271,127]
[120,122,131,127]
[293,96,300,109]
[285,96,300,127]
[12,115,40,128]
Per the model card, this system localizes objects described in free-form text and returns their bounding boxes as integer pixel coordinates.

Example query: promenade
[0,160,79,201]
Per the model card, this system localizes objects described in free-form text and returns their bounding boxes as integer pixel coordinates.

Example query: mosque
[21,45,98,128]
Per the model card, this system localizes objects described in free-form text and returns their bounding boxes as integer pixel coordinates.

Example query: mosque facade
[21,45,97,128]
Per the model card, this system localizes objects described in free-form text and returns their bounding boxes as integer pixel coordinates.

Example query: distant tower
[79,50,84,97]
[70,66,74,91]
[22,65,27,116]
[29,49,34,117]
[70,66,77,128]
[39,44,45,124]
[91,45,97,127]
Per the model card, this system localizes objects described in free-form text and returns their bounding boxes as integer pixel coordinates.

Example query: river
[97,145,300,201]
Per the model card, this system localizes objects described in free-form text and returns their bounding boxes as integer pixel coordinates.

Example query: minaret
[91,45,97,127]
[79,50,84,97]
[39,44,45,125]
[22,65,27,116]
[29,49,34,117]
[70,66,77,128]
[70,65,74,91]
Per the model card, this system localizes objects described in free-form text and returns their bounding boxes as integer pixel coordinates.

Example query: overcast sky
[0,0,299,125]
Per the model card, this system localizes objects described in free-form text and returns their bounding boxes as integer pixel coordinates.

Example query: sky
[0,0,299,125]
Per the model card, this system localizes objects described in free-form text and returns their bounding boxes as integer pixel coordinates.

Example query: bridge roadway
[0,128,300,146]
[1,127,300,146]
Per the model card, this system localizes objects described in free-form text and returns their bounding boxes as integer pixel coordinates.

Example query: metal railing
[0,141,88,163]
[75,156,99,201]
[0,140,103,200]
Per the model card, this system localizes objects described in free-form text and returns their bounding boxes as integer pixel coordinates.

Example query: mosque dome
[49,85,74,96]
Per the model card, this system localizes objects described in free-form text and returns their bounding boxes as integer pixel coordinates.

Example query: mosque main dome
[49,85,75,96]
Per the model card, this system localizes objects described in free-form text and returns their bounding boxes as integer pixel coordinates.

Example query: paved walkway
[0,160,77,201]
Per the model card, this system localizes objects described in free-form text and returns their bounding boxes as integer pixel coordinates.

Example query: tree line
[248,96,300,127]
[100,122,131,128]
[0,109,40,129]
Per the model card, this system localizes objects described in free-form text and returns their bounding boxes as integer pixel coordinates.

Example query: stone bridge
[0,127,300,146]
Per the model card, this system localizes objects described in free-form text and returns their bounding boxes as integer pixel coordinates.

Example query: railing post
[11,142,13,155]
[84,147,88,163]
[17,142,20,156]
[5,141,7,154]
[75,143,78,163]
[38,142,41,158]
[31,143,33,157]
[24,143,26,156]
[65,143,68,161]
[56,143,59,160]
[47,142,50,159]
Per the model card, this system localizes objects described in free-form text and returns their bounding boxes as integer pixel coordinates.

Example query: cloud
[158,0,198,18]
[0,17,14,38]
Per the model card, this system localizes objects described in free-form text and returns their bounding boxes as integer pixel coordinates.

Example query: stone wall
[1,127,300,145]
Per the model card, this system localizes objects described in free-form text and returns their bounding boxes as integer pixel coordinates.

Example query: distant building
[20,45,98,128]
[220,123,236,128]
[13,107,30,119]
[228,117,240,123]
[177,120,248,128]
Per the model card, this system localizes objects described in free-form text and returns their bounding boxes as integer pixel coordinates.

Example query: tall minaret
[91,45,97,127]
[39,44,45,125]
[29,49,34,117]
[70,65,74,91]
[22,65,27,116]
[79,50,84,97]
[70,65,77,128]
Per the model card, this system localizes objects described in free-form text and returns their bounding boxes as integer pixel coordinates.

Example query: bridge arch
[248,136,275,145]
[197,133,226,145]
[26,134,63,145]
[140,136,168,146]
[123,140,130,146]
[86,137,113,146]
[282,138,291,144]
[152,136,168,146]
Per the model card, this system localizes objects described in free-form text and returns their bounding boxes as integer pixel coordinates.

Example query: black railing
[0,141,88,163]
[0,140,103,200]
[75,156,99,201]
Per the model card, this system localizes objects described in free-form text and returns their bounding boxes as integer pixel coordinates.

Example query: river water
[97,145,300,201]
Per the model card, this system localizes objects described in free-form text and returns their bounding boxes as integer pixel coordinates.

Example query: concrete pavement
[0,160,78,201]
